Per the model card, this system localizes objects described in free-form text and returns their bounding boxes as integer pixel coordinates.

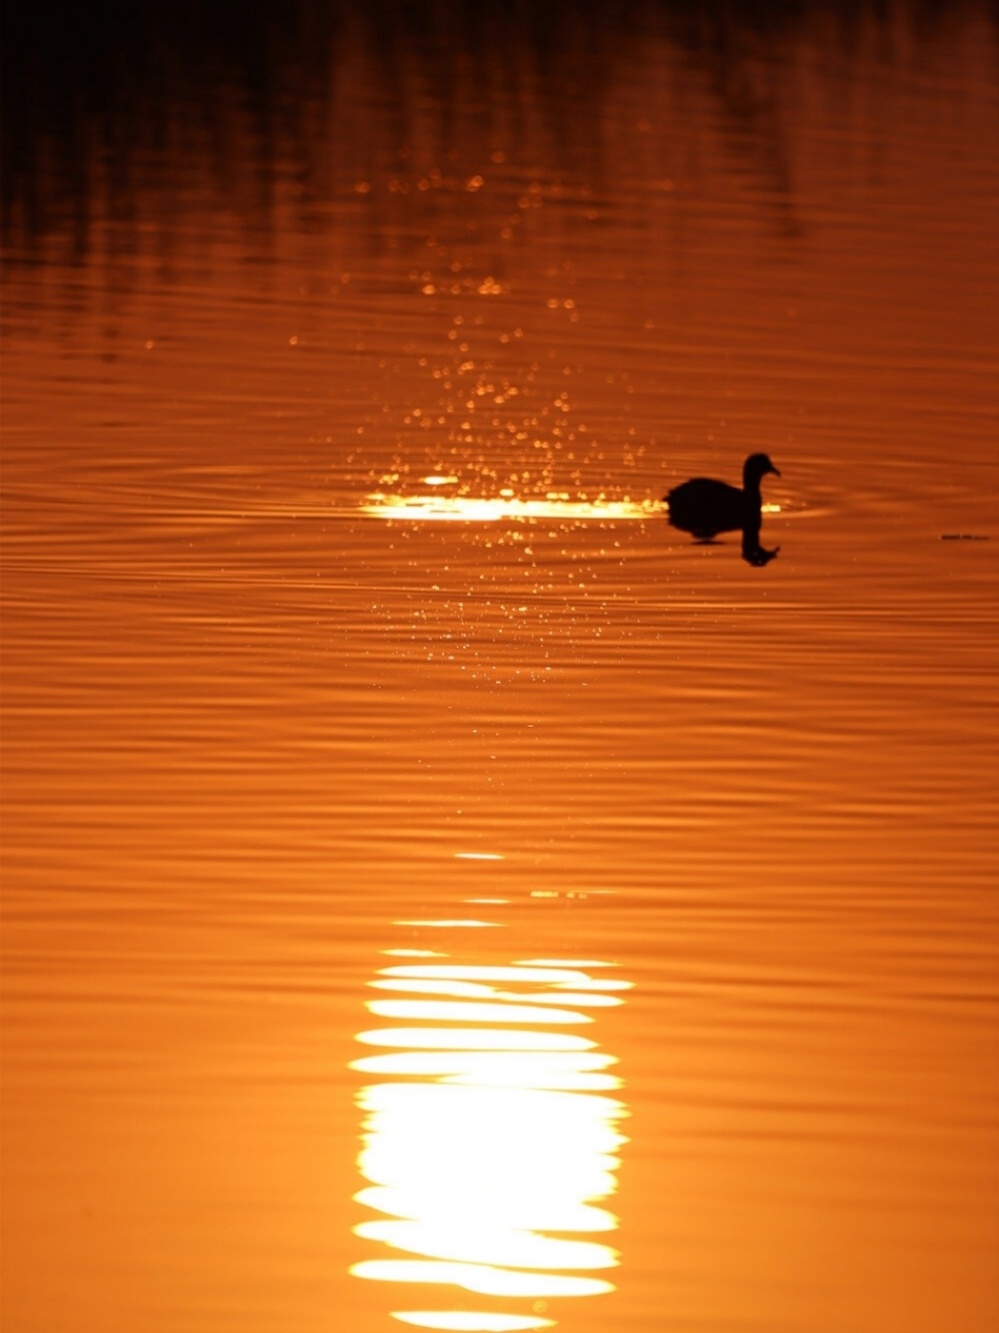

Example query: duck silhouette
[665,453,781,565]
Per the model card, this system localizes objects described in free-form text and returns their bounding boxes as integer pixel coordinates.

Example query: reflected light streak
[392,922,496,933]
[381,965,602,985]
[352,949,631,1328]
[362,491,659,523]
[356,1219,617,1270]
[351,1259,613,1298]
[365,999,593,1025]
[549,977,632,993]
[391,1314,555,1332]
[356,1185,617,1233]
[395,919,499,929]
[367,979,624,1008]
[355,1028,597,1051]
[350,1049,620,1093]
[383,949,447,959]
[369,979,509,1000]
[519,958,619,969]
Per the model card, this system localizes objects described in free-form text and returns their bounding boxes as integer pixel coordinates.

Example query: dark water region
[3,3,999,1333]
[5,0,996,254]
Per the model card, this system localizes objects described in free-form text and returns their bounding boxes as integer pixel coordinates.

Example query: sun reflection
[350,950,632,1329]
[395,919,500,929]
[352,1259,612,1297]
[365,999,593,1025]
[384,949,447,959]
[361,489,658,523]
[391,1314,556,1332]
[367,979,624,1009]
[355,1028,596,1051]
[351,1050,620,1094]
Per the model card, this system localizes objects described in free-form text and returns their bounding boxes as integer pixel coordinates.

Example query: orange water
[3,6,998,1332]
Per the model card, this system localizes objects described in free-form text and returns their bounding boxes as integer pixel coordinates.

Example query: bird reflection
[665,453,780,566]
[741,524,780,567]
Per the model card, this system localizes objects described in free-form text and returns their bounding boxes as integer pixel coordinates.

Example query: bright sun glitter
[362,490,658,522]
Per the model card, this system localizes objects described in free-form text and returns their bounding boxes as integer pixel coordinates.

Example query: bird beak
[769,463,781,478]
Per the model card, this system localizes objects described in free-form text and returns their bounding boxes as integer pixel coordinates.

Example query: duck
[665,452,780,541]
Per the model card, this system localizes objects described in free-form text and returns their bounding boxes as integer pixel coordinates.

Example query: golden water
[3,5,998,1332]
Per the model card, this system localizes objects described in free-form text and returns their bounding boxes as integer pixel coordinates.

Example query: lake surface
[3,3,998,1331]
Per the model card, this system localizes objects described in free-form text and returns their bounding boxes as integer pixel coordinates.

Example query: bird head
[745,453,780,481]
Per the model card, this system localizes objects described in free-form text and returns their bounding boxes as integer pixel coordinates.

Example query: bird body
[665,452,779,541]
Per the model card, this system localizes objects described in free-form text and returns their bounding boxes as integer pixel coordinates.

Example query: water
[3,4,998,1331]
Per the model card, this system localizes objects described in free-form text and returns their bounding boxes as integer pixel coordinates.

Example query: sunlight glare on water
[361,490,661,523]
[350,949,627,1329]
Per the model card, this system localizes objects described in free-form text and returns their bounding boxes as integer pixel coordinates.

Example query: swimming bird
[665,452,780,541]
